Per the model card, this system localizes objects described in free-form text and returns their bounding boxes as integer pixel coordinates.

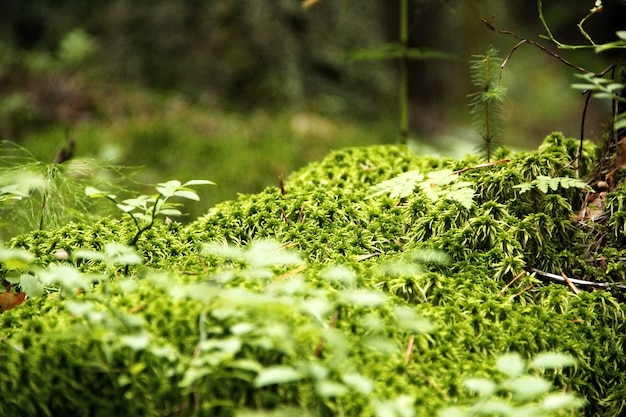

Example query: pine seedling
[468,47,507,162]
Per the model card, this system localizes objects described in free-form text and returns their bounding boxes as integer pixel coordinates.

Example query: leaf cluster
[513,175,592,194]
[86,179,214,247]
[440,352,584,417]
[368,169,475,209]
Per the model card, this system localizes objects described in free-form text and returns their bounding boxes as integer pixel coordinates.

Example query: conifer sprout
[468,47,506,162]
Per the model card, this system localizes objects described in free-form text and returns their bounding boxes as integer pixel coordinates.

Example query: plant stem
[399,0,409,143]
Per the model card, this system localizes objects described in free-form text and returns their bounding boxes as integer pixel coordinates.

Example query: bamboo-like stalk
[399,0,409,143]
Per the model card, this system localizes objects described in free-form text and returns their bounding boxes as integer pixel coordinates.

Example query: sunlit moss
[2,133,625,416]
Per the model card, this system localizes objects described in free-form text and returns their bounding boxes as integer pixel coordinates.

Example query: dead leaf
[0,290,27,311]
[617,137,626,169]
[301,0,320,9]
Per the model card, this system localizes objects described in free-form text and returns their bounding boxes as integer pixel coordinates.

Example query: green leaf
[447,186,475,209]
[0,247,35,270]
[74,249,107,262]
[426,169,457,186]
[120,332,150,351]
[183,179,216,187]
[168,283,215,302]
[507,375,551,401]
[104,243,143,265]
[393,306,434,333]
[122,196,152,208]
[530,352,577,369]
[541,393,585,410]
[513,182,533,193]
[315,380,348,397]
[341,373,374,394]
[571,83,596,91]
[475,399,515,415]
[64,300,95,316]
[536,176,551,193]
[39,264,88,292]
[158,209,182,216]
[85,185,103,196]
[464,378,496,396]
[116,203,137,213]
[20,274,44,297]
[156,180,182,198]
[321,265,357,286]
[408,249,451,265]
[514,176,591,194]
[496,352,525,377]
[437,408,465,417]
[369,170,424,199]
[254,366,302,387]
[173,190,200,200]
[340,290,387,307]
[372,396,415,417]
[180,367,212,388]
[85,186,115,200]
[245,240,303,267]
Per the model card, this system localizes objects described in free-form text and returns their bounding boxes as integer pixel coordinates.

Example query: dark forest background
[1,0,625,214]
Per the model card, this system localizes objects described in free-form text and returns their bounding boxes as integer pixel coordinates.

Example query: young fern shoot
[469,47,507,161]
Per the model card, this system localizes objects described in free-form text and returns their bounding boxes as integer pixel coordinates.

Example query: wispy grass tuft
[1,141,132,239]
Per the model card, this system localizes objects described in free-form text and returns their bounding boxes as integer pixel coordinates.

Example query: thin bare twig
[500,40,526,80]
[482,19,589,73]
[500,271,526,293]
[453,158,510,175]
[404,334,415,365]
[314,310,339,358]
[530,268,626,290]
[578,90,593,163]
[559,269,580,294]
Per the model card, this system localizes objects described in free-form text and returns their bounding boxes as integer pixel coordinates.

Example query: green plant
[468,47,507,162]
[0,141,130,240]
[512,176,592,194]
[86,179,214,247]
[3,137,626,415]
[484,0,626,174]
[439,352,584,417]
[306,0,453,142]
[571,72,626,133]
[368,169,475,209]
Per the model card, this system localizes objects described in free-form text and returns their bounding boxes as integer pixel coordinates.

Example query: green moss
[2,133,625,416]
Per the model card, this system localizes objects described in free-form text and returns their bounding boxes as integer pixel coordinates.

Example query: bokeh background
[1,0,624,218]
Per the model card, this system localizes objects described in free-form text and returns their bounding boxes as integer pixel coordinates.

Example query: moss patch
[2,133,625,416]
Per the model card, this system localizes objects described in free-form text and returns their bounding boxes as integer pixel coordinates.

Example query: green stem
[399,0,409,143]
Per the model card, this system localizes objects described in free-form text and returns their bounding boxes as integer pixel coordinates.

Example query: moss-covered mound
[2,133,625,416]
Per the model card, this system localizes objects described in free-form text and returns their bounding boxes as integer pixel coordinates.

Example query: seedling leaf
[530,352,577,369]
[254,366,302,387]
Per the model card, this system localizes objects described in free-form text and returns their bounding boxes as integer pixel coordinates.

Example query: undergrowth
[1,133,625,416]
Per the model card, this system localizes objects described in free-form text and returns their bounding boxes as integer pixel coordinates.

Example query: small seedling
[86,179,214,247]
[439,352,584,417]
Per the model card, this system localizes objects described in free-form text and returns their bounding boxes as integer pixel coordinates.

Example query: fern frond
[369,169,475,209]
[368,170,424,200]
[513,176,592,194]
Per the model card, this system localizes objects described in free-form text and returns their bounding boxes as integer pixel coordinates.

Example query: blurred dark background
[1,0,625,219]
